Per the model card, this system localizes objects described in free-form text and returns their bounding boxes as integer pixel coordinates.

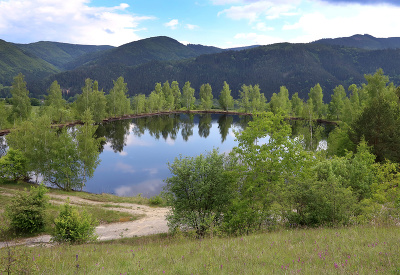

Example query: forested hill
[0,39,59,86]
[43,42,400,100]
[313,34,400,50]
[71,36,223,68]
[14,41,114,70]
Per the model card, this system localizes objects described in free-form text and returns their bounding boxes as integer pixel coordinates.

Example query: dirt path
[0,192,169,248]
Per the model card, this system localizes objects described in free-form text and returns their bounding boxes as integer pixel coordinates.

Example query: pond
[86,113,250,197]
[0,113,332,197]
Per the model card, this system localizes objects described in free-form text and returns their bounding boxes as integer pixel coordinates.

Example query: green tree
[131,94,146,114]
[291,92,303,117]
[52,199,97,243]
[199,83,213,110]
[162,81,175,111]
[10,73,31,122]
[107,76,130,117]
[6,184,49,234]
[0,100,10,130]
[171,81,181,110]
[219,81,233,111]
[308,83,324,118]
[239,84,251,112]
[328,85,346,120]
[75,79,106,123]
[44,80,67,123]
[182,81,195,111]
[163,149,236,236]
[76,109,104,189]
[227,112,312,234]
[0,149,28,181]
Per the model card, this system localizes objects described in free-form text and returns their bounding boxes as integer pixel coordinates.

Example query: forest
[0,67,399,239]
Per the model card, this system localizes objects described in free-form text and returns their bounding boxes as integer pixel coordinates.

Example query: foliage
[199,83,213,110]
[0,148,28,181]
[218,81,234,111]
[107,76,130,117]
[163,149,236,236]
[5,184,49,234]
[181,81,195,111]
[52,199,98,243]
[9,73,32,122]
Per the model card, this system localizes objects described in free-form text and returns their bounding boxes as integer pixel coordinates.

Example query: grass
[1,226,399,274]
[0,181,149,241]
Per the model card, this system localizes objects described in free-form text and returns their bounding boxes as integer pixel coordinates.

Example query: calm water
[85,114,250,197]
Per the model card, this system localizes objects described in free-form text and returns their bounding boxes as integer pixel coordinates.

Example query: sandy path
[0,192,170,248]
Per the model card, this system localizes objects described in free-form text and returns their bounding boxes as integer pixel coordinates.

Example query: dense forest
[2,34,400,102]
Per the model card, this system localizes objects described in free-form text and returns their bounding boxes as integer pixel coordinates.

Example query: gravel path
[0,192,169,248]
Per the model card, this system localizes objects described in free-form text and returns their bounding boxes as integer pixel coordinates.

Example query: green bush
[52,199,98,243]
[0,148,28,181]
[5,184,49,234]
[149,195,164,206]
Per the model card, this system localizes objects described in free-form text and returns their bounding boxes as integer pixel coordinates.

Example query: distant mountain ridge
[14,41,114,70]
[2,34,400,101]
[313,34,400,50]
[0,39,59,86]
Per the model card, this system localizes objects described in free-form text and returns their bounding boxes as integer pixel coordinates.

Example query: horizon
[3,33,396,49]
[0,0,399,48]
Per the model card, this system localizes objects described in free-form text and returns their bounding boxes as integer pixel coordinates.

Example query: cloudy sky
[0,0,399,48]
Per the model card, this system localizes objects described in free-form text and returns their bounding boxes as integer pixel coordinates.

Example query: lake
[86,113,250,197]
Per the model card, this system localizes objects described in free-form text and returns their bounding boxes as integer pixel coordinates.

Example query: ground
[0,191,169,248]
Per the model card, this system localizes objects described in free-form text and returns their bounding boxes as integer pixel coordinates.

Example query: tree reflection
[95,119,131,153]
[181,114,194,141]
[0,136,7,158]
[198,114,212,138]
[218,115,233,143]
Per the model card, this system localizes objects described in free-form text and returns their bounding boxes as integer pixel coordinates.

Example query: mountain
[313,34,400,50]
[76,36,223,68]
[0,39,59,86]
[44,42,400,101]
[14,41,113,70]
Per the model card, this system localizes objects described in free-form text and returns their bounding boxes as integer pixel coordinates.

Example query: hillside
[314,34,400,50]
[0,39,59,86]
[43,42,400,100]
[14,41,113,70]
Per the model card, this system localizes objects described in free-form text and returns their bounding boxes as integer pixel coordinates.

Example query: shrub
[52,199,98,243]
[5,184,49,234]
[0,148,28,181]
[149,195,164,206]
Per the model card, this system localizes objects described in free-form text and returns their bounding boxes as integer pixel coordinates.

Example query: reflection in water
[290,120,334,151]
[85,114,248,197]
[0,136,7,158]
[96,120,131,153]
[198,114,212,138]
[218,115,233,143]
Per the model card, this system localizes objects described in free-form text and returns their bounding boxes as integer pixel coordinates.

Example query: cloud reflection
[114,179,164,197]
[115,162,136,174]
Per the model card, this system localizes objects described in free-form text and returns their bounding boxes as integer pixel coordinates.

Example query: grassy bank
[0,181,154,241]
[1,226,399,274]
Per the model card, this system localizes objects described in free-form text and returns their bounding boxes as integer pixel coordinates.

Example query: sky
[0,0,399,48]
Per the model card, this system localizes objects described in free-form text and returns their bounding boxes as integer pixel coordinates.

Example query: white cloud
[164,19,179,29]
[253,22,274,31]
[234,32,284,45]
[283,2,400,43]
[218,0,300,22]
[0,0,154,46]
[185,24,198,30]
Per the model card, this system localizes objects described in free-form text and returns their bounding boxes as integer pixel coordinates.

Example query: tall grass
[1,226,399,274]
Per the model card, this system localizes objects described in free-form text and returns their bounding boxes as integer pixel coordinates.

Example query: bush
[149,195,164,206]
[5,184,49,234]
[0,148,28,181]
[52,199,98,243]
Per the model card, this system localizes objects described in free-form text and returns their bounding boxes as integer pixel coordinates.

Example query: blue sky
[0,0,399,48]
